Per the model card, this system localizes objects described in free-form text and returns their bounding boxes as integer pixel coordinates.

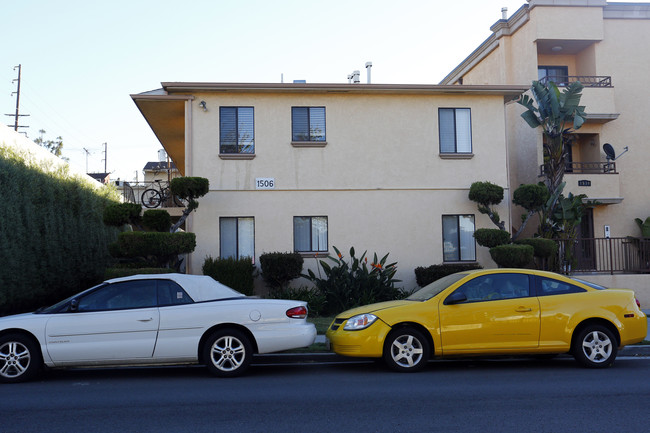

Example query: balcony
[539,75,612,88]
[540,162,622,204]
[538,76,618,121]
[117,180,185,217]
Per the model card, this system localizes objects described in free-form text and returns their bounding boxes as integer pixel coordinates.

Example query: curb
[253,345,650,365]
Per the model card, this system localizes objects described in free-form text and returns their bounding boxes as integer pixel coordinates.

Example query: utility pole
[82,148,91,173]
[102,142,107,173]
[4,64,30,131]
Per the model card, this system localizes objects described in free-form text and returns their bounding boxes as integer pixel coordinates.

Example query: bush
[104,267,175,279]
[0,146,118,315]
[513,183,549,211]
[111,231,196,268]
[170,177,210,199]
[103,202,142,227]
[515,238,558,258]
[474,228,511,248]
[259,252,304,293]
[305,246,402,316]
[489,244,534,268]
[266,286,326,317]
[414,263,482,287]
[469,181,504,206]
[203,256,255,296]
[142,209,171,232]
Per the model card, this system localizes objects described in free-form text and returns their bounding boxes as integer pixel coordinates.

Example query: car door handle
[138,318,154,322]
[515,307,532,312]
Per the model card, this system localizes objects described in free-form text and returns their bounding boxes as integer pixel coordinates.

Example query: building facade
[441,0,650,295]
[132,83,526,292]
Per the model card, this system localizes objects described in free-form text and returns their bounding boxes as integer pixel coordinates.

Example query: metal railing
[539,161,617,176]
[557,237,650,275]
[117,180,184,208]
[539,75,612,88]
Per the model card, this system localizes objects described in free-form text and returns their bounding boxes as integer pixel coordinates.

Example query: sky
[1,0,642,181]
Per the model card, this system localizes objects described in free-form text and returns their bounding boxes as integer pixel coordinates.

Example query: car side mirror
[69,299,79,312]
[445,292,467,305]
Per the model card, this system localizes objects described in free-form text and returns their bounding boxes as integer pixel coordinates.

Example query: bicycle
[141,180,186,208]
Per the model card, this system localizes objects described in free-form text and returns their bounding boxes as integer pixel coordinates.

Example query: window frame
[438,107,473,155]
[219,217,256,263]
[291,106,326,143]
[293,216,329,255]
[538,66,569,86]
[219,106,255,155]
[442,214,476,263]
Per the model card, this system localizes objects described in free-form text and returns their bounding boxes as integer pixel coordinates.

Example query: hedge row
[0,147,118,315]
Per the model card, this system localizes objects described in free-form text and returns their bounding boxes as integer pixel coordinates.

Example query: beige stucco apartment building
[441,0,650,295]
[132,83,526,292]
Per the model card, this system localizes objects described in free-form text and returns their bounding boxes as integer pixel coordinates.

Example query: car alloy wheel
[573,325,618,368]
[0,334,41,383]
[203,329,252,377]
[383,328,430,372]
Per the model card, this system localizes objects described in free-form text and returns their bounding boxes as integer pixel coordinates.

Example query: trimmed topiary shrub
[489,244,534,268]
[259,252,304,293]
[474,228,511,248]
[202,256,255,296]
[103,202,142,228]
[414,263,482,287]
[110,231,196,268]
[469,181,504,206]
[142,209,171,232]
[170,176,210,200]
[515,238,558,259]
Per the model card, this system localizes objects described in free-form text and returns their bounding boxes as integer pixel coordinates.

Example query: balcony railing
[557,237,650,275]
[539,75,612,88]
[540,161,617,176]
[118,181,184,208]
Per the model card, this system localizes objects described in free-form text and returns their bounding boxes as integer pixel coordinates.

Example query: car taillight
[636,298,641,309]
[286,306,307,319]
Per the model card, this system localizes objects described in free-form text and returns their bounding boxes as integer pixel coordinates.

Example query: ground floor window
[220,217,255,261]
[294,216,328,253]
[442,215,475,262]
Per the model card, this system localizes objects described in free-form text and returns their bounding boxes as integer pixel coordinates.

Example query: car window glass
[538,278,586,296]
[158,280,194,306]
[77,280,158,311]
[449,274,530,303]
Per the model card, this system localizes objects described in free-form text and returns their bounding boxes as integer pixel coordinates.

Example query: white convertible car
[0,274,316,382]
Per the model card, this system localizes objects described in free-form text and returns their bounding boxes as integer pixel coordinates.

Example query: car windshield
[406,273,468,301]
[570,277,606,290]
[36,284,106,314]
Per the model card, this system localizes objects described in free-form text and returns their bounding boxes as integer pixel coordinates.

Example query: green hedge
[414,263,482,287]
[111,231,196,267]
[474,228,511,248]
[142,209,171,232]
[202,256,255,296]
[259,252,304,292]
[0,146,118,315]
[104,267,175,279]
[489,244,534,268]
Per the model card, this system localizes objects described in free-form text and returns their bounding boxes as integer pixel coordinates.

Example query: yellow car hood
[337,300,414,318]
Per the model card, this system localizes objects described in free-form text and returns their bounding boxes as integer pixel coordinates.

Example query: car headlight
[344,314,378,331]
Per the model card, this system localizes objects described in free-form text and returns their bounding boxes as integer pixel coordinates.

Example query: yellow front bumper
[325,318,392,358]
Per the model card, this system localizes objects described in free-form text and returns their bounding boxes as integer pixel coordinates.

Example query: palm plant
[518,80,587,237]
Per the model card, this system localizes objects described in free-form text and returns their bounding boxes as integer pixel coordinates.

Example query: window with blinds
[220,107,255,154]
[293,216,328,253]
[292,107,326,142]
[439,108,472,154]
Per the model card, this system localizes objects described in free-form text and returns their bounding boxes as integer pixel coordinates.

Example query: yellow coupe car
[326,269,647,371]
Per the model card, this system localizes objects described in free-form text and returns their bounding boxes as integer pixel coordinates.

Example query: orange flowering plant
[305,246,402,316]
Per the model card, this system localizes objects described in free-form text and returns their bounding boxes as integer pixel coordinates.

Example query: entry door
[438,273,540,354]
[575,209,596,270]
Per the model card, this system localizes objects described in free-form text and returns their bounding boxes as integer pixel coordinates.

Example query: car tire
[383,327,430,372]
[0,333,42,383]
[203,329,253,378]
[572,325,618,368]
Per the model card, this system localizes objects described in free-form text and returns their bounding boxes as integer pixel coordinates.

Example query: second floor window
[220,107,254,154]
[292,107,326,142]
[439,108,472,154]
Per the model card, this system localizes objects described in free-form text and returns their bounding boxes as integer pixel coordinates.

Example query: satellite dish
[603,143,616,161]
